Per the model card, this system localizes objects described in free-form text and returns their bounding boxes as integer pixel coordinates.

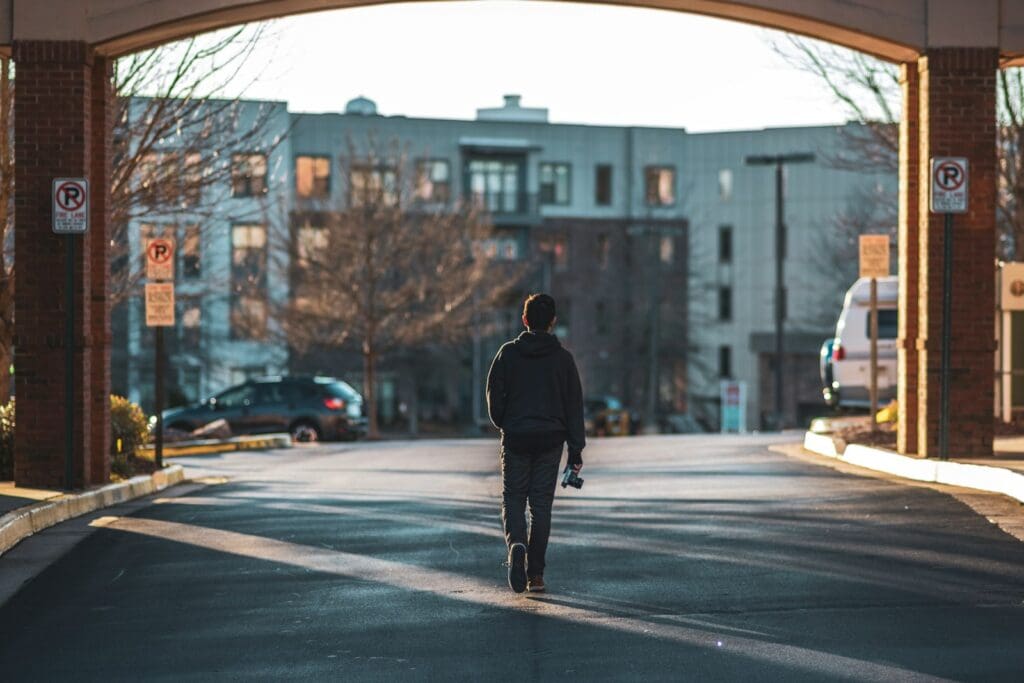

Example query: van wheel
[290,421,321,443]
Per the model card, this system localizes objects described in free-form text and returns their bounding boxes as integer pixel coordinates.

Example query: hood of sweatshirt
[513,331,562,358]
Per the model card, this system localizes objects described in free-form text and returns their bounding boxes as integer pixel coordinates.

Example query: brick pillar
[897,63,920,455]
[89,56,113,485]
[12,42,108,489]
[916,48,998,458]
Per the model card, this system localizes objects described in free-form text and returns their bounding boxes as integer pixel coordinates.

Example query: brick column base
[13,42,111,488]
[916,48,998,459]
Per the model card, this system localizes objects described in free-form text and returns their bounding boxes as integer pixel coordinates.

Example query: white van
[828,276,898,409]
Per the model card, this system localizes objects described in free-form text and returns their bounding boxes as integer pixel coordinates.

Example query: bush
[0,398,13,480]
[0,395,149,481]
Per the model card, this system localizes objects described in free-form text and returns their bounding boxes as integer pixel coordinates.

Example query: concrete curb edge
[802,432,1024,504]
[0,465,186,557]
[136,433,292,459]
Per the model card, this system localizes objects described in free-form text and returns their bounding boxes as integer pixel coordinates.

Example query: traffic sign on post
[145,283,175,327]
[930,157,968,214]
[858,235,890,279]
[52,178,89,234]
[145,238,175,281]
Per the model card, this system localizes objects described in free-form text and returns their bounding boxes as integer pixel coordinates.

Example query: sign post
[859,235,890,431]
[145,238,176,469]
[930,157,969,460]
[53,178,89,490]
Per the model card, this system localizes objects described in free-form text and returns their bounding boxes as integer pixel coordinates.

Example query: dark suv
[163,376,367,442]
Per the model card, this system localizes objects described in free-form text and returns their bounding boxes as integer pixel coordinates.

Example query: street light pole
[745,152,815,430]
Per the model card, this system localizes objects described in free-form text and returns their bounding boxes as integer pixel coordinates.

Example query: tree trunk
[363,347,379,439]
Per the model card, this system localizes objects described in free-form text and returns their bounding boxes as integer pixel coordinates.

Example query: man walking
[486,293,585,594]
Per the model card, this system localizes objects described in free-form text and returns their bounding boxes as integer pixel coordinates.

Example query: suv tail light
[323,397,346,411]
[833,344,845,361]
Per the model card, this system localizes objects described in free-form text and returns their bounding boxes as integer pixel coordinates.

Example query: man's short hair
[523,293,557,331]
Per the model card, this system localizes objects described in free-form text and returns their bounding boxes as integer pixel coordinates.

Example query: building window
[231,153,268,197]
[595,301,608,335]
[349,164,398,207]
[295,155,330,199]
[539,162,570,205]
[182,225,201,278]
[719,345,732,378]
[595,164,612,206]
[415,159,451,203]
[183,152,203,206]
[718,286,732,322]
[718,225,733,264]
[597,233,610,270]
[719,169,733,201]
[538,235,569,272]
[476,237,520,261]
[295,219,327,271]
[644,166,676,206]
[231,224,268,339]
[467,159,521,213]
[660,235,675,265]
[181,301,202,348]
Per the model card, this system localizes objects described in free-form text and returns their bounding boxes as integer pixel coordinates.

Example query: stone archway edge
[0,465,185,557]
[802,432,1024,505]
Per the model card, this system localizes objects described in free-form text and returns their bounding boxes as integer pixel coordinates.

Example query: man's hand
[572,463,582,475]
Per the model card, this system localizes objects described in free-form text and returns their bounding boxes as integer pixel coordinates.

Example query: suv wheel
[290,420,322,443]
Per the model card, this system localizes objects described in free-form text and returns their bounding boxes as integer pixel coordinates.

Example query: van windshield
[866,309,898,339]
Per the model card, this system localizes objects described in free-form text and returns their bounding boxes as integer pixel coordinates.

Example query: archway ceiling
[1,0,1024,65]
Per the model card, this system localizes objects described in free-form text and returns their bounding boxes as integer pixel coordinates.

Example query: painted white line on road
[94,514,950,682]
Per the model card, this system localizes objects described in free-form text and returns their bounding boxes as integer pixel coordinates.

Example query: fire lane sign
[145,238,176,281]
[52,178,89,234]
[930,157,968,214]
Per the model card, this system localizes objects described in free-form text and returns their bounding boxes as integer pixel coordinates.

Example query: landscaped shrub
[110,395,149,479]
[0,398,13,480]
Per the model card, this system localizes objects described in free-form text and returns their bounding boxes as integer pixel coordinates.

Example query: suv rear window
[321,380,361,401]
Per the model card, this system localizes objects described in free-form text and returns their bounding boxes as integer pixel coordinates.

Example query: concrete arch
[1,0,1023,64]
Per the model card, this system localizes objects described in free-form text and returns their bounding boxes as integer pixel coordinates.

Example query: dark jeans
[500,445,563,577]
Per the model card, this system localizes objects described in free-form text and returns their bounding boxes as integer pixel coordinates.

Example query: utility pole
[745,152,815,431]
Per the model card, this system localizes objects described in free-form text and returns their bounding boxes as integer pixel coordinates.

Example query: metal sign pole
[155,326,164,468]
[870,277,879,432]
[940,212,954,461]
[64,235,75,490]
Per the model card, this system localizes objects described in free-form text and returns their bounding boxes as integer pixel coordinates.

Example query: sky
[205,1,859,132]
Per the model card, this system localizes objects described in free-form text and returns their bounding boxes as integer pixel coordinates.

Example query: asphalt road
[2,434,1024,682]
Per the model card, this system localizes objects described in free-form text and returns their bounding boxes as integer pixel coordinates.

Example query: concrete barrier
[0,465,185,557]
[803,431,1024,505]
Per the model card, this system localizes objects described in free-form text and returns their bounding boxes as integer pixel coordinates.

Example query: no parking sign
[52,178,89,234]
[930,158,968,213]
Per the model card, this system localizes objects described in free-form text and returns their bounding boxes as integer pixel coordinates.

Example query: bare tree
[278,138,519,438]
[110,24,284,305]
[776,34,1024,260]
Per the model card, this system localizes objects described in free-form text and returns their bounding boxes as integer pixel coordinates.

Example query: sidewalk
[803,431,1024,504]
[0,466,186,556]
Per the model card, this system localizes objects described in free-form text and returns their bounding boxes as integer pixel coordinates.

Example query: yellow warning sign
[145,282,175,327]
[858,235,890,279]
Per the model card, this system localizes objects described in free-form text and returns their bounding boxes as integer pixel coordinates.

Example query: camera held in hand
[561,466,584,490]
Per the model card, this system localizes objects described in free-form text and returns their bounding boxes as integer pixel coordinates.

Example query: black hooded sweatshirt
[486,330,586,465]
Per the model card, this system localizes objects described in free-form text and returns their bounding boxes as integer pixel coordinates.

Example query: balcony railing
[467,191,540,224]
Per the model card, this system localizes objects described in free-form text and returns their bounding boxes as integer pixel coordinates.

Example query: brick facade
[897,63,920,454]
[12,41,110,488]
[915,48,998,458]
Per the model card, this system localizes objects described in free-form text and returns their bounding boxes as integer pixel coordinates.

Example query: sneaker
[527,575,546,593]
[507,543,527,593]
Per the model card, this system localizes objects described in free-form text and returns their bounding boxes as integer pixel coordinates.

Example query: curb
[802,431,1024,504]
[137,433,292,459]
[0,465,186,557]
